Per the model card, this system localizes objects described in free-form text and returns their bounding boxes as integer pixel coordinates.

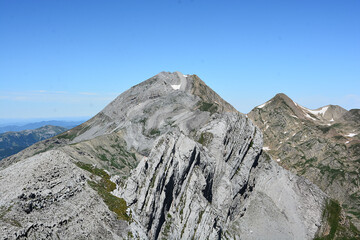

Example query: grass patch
[198,210,204,224]
[34,144,55,155]
[199,101,218,114]
[197,132,213,146]
[88,180,130,221]
[75,161,130,221]
[75,162,110,179]
[149,128,161,136]
[98,154,108,162]
[57,132,77,140]
[317,164,345,184]
[315,199,341,240]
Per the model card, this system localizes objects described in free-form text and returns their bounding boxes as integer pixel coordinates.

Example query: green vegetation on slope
[315,199,360,240]
[199,101,218,114]
[75,162,131,221]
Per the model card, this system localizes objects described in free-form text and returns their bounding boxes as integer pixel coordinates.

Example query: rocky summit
[248,93,360,239]
[1,72,330,239]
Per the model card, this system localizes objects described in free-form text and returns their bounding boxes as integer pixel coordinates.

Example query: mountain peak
[252,93,349,122]
[57,72,237,149]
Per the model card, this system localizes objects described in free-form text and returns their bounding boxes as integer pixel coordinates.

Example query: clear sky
[1,0,359,120]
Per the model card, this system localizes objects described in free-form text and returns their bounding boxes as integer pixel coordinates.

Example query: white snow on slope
[171,84,181,90]
[346,133,357,137]
[298,105,329,121]
[307,106,329,116]
[263,147,271,151]
[257,100,271,109]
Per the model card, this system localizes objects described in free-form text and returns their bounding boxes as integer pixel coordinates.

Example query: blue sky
[0,0,359,120]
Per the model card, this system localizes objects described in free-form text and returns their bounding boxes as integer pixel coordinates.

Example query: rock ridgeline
[1,72,327,239]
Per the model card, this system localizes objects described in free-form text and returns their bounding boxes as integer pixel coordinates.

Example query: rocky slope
[1,72,329,239]
[248,93,360,238]
[0,125,67,160]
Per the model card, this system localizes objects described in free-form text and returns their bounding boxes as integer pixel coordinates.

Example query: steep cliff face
[118,113,325,239]
[248,93,360,237]
[0,73,328,239]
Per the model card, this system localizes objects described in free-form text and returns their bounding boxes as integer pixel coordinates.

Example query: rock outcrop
[1,72,328,239]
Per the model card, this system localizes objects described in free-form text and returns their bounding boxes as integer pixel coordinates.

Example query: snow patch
[290,115,298,119]
[307,106,329,116]
[346,133,357,137]
[345,141,350,144]
[330,118,334,122]
[263,147,271,151]
[171,84,181,90]
[257,100,271,109]
[276,159,281,162]
[304,113,317,121]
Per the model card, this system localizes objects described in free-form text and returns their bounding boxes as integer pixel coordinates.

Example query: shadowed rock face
[0,72,326,239]
[248,93,360,236]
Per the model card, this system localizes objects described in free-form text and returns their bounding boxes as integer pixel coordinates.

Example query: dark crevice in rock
[171,143,176,155]
[178,147,197,190]
[230,137,253,180]
[202,173,213,203]
[154,155,164,172]
[223,136,230,147]
[240,139,252,165]
[239,183,248,196]
[251,150,262,169]
[225,148,234,162]
[158,158,173,194]
[146,202,156,232]
[144,161,149,171]
[233,182,248,200]
[154,173,175,240]
[140,187,150,212]
[195,152,201,166]
[217,227,223,240]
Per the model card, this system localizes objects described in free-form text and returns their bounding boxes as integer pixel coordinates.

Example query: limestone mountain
[0,72,335,239]
[0,125,67,160]
[248,93,360,238]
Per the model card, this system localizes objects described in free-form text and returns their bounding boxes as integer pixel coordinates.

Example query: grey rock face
[118,113,326,239]
[0,150,129,240]
[0,72,328,239]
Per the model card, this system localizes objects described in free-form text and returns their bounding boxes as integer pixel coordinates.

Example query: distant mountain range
[0,120,84,133]
[248,93,360,236]
[0,125,68,159]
